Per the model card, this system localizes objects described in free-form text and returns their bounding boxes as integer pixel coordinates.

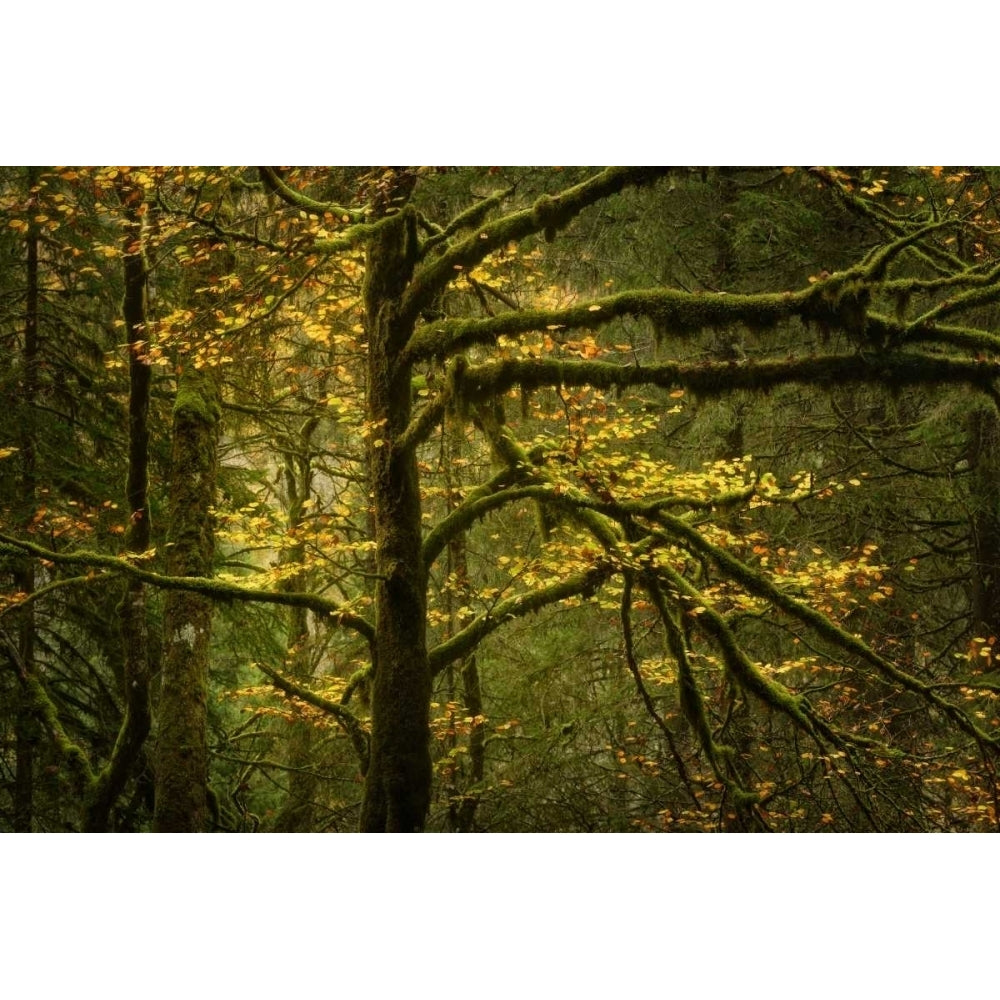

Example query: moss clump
[173,367,221,425]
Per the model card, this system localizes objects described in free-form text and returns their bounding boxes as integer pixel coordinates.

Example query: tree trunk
[968,403,1000,648]
[13,166,41,831]
[444,416,484,832]
[272,438,321,832]
[359,207,432,832]
[153,366,220,832]
[84,183,153,831]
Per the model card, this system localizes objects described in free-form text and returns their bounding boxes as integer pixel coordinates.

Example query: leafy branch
[0,533,374,643]
[400,167,669,329]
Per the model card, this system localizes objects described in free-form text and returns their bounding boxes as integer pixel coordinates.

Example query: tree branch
[650,514,1000,751]
[257,167,365,222]
[427,556,615,676]
[455,351,1000,404]
[0,534,375,643]
[400,167,669,331]
[256,662,370,774]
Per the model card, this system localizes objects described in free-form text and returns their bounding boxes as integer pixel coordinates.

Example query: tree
[4,166,1000,832]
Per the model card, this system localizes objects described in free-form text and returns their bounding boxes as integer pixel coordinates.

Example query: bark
[153,367,220,832]
[272,438,321,832]
[968,404,1000,648]
[359,206,433,832]
[13,166,40,831]
[444,416,483,833]
[84,184,153,831]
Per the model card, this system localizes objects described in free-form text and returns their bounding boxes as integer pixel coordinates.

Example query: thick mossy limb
[420,185,514,257]
[401,167,668,328]
[642,572,757,807]
[0,531,375,642]
[257,166,364,222]
[343,665,373,710]
[405,285,804,364]
[21,668,94,793]
[652,557,818,739]
[653,512,1000,750]
[259,663,370,774]
[455,353,1000,410]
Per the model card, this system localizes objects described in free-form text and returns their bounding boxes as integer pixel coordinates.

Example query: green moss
[173,367,221,425]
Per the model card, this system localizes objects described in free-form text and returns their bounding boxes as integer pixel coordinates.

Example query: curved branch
[0,573,112,622]
[258,167,365,222]
[404,283,807,364]
[427,558,615,675]
[256,662,370,774]
[620,574,702,809]
[401,167,669,331]
[650,514,1000,751]
[811,167,967,274]
[419,185,515,258]
[0,534,375,643]
[0,631,95,793]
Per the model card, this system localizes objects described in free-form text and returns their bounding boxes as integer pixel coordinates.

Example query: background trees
[3,165,1000,831]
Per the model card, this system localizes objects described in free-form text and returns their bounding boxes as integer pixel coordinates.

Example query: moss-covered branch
[908,261,1000,328]
[407,268,1000,367]
[620,575,702,808]
[397,392,450,453]
[455,351,1000,404]
[811,167,967,275]
[650,514,1000,751]
[0,573,112,622]
[427,558,615,676]
[653,556,821,739]
[422,478,755,573]
[419,185,515,258]
[405,284,807,364]
[310,209,418,255]
[0,631,94,794]
[257,167,365,222]
[401,167,668,330]
[257,663,370,774]
[0,534,374,643]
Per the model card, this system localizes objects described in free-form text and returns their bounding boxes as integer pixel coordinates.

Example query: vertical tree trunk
[272,434,321,832]
[968,403,1000,648]
[153,367,220,832]
[84,184,153,830]
[444,418,484,832]
[13,166,41,832]
[359,208,432,832]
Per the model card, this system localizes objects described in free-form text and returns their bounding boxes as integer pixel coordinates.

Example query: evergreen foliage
[4,166,1000,832]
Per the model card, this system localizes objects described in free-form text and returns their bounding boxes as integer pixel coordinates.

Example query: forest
[3,165,1000,833]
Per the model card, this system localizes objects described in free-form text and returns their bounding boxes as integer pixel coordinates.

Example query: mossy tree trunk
[272,422,321,832]
[12,166,41,832]
[359,207,433,832]
[84,183,153,831]
[444,417,484,832]
[968,403,1000,653]
[153,366,220,832]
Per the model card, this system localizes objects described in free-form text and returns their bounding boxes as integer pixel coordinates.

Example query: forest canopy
[4,165,1000,832]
